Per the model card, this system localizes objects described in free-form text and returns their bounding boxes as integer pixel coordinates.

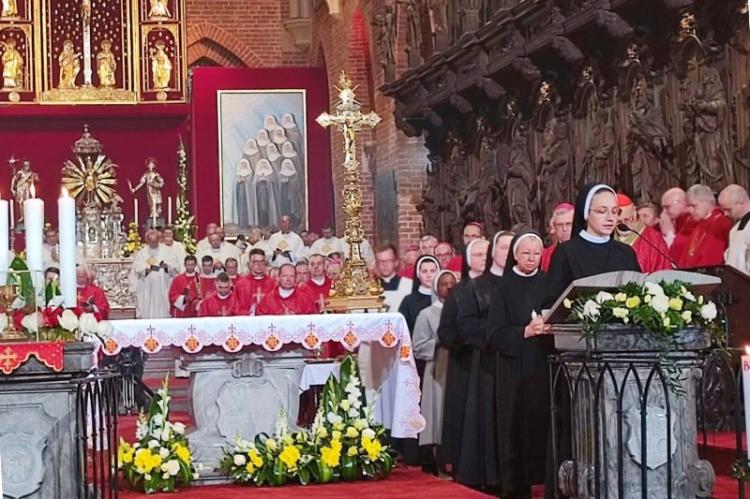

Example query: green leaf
[298,467,310,485]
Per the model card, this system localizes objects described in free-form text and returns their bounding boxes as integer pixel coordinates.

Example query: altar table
[108,313,424,477]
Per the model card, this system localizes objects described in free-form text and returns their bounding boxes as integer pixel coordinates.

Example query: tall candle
[167,196,172,225]
[743,346,750,460]
[0,197,8,286]
[23,185,44,303]
[134,198,139,227]
[58,188,76,308]
[9,201,14,229]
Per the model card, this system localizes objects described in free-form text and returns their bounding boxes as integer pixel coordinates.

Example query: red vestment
[541,244,557,272]
[76,284,110,320]
[256,287,316,316]
[198,274,216,296]
[668,213,699,262]
[301,277,332,312]
[168,273,200,318]
[198,291,240,317]
[235,274,277,314]
[398,264,415,278]
[625,226,672,273]
[446,255,463,273]
[675,209,732,268]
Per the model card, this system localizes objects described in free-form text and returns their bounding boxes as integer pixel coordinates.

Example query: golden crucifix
[316,72,384,311]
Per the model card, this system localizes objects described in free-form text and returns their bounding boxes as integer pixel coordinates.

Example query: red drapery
[190,67,333,233]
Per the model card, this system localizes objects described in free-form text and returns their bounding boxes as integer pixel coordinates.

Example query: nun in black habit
[437,238,490,479]
[543,183,641,308]
[487,230,551,498]
[398,255,440,335]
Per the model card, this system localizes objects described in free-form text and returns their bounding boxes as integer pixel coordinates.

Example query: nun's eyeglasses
[589,207,621,217]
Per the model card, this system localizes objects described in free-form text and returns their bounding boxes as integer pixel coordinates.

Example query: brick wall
[185,0,427,249]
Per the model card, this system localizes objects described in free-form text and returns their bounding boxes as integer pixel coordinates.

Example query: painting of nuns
[218,90,308,234]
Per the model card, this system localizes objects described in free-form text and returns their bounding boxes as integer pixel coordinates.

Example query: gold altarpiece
[0,0,186,103]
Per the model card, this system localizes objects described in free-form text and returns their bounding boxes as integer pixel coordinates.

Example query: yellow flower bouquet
[118,376,198,494]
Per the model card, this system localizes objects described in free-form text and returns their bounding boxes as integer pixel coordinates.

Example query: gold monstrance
[317,72,384,311]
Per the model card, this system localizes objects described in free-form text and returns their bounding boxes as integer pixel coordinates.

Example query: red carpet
[119,465,493,498]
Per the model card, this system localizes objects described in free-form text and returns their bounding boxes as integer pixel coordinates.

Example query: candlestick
[23,185,44,303]
[134,198,139,227]
[167,196,172,225]
[743,346,750,461]
[58,188,77,308]
[0,197,8,286]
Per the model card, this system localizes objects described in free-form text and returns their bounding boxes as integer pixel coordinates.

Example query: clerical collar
[381,274,396,283]
[216,292,230,300]
[512,265,538,277]
[311,276,326,286]
[418,286,431,296]
[739,211,750,231]
[279,287,295,298]
[579,230,610,244]
[434,301,444,309]
[185,272,196,277]
[253,274,265,280]
[490,265,504,277]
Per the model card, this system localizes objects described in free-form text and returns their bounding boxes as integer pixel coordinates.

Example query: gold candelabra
[316,72,384,311]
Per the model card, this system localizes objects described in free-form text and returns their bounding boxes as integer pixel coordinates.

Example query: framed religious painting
[217,89,308,236]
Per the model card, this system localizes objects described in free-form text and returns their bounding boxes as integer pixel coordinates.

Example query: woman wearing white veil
[264,114,282,133]
[279,158,304,227]
[233,158,255,228]
[270,127,287,146]
[256,129,271,160]
[266,142,283,173]
[281,113,305,171]
[251,158,280,228]
[243,138,262,169]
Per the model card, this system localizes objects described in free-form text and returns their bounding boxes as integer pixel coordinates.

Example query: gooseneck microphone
[617,223,678,269]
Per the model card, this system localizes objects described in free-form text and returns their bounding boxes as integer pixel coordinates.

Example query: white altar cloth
[299,361,340,392]
[106,313,425,438]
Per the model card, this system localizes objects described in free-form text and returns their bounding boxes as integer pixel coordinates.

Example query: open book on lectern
[542,270,722,324]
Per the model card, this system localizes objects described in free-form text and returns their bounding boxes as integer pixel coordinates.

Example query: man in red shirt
[168,255,200,318]
[675,184,732,268]
[257,264,316,315]
[235,248,276,315]
[541,203,574,272]
[76,266,111,320]
[198,272,239,317]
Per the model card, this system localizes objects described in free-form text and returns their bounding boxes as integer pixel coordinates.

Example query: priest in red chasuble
[541,203,574,271]
[660,187,697,261]
[301,253,332,312]
[198,255,217,296]
[76,266,110,320]
[674,184,732,268]
[198,272,239,317]
[256,264,316,316]
[169,255,201,318]
[235,248,276,315]
[615,194,672,273]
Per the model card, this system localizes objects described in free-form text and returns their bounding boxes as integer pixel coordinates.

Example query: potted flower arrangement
[121,222,142,258]
[118,376,197,494]
[218,355,394,486]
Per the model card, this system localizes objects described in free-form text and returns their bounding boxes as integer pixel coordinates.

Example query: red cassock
[629,226,673,273]
[168,273,200,318]
[301,277,332,312]
[198,292,240,317]
[675,209,732,268]
[76,284,110,320]
[256,287,316,316]
[541,244,557,272]
[235,275,277,314]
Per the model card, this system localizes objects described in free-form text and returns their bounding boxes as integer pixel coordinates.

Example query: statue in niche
[373,5,396,82]
[1,38,23,89]
[96,39,116,88]
[150,40,172,89]
[128,158,165,220]
[507,125,534,229]
[148,0,171,19]
[539,117,572,223]
[1,0,17,17]
[628,76,671,202]
[583,108,617,186]
[398,0,422,67]
[58,39,81,89]
[683,68,733,191]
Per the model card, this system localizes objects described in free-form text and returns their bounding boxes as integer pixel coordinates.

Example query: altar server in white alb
[129,229,179,319]
[719,184,750,274]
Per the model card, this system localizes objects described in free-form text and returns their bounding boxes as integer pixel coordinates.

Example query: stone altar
[177,347,308,482]
[0,342,96,499]
[552,325,715,498]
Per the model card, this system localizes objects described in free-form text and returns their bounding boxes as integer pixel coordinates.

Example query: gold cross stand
[316,72,385,312]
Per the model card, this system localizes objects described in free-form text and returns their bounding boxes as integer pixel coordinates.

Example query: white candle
[743,346,750,460]
[167,196,172,225]
[0,197,8,286]
[58,188,77,308]
[23,185,44,304]
[9,201,14,229]
[134,198,139,227]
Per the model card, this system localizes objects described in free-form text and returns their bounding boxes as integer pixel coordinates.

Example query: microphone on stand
[616,223,679,269]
